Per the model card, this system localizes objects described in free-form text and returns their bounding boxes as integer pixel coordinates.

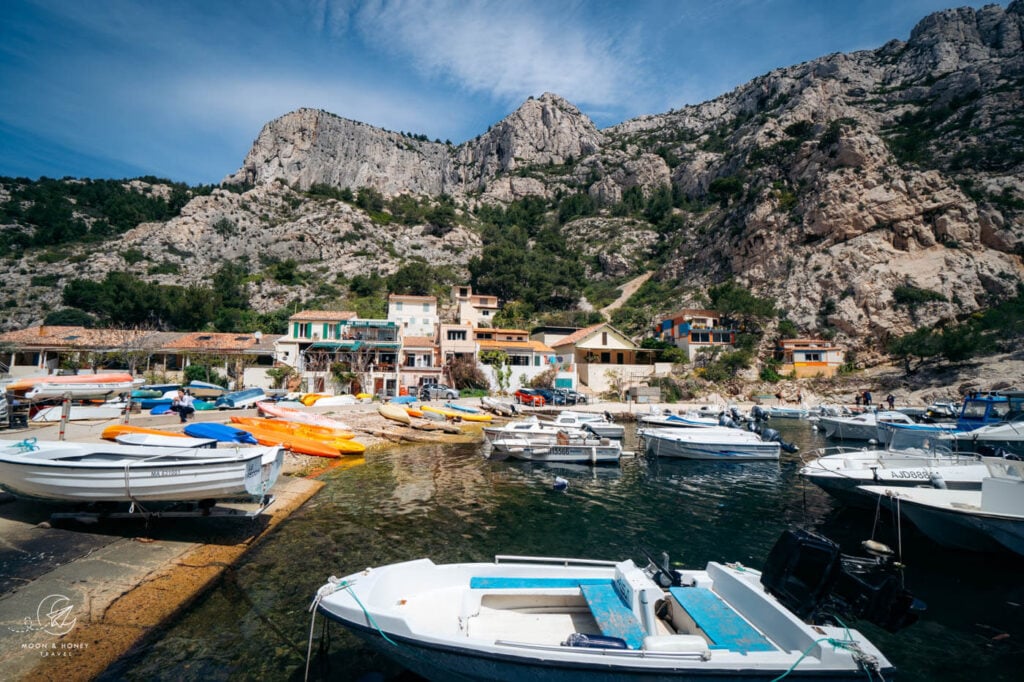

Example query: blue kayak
[184,422,258,444]
[150,404,173,415]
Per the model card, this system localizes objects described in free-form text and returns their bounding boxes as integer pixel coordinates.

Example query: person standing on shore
[887,394,896,410]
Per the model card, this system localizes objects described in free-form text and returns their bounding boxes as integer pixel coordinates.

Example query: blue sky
[0,1,995,185]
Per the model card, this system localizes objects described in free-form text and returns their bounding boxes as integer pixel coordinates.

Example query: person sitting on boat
[172,389,195,424]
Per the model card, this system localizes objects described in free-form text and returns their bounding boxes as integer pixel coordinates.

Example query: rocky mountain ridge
[0,2,1021,364]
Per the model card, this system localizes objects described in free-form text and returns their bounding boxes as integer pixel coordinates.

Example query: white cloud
[351,0,640,107]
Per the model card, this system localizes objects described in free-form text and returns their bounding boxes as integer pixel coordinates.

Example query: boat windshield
[889,429,955,456]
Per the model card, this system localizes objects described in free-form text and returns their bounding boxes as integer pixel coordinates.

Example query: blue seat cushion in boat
[579,583,646,650]
[668,587,774,653]
[469,577,611,589]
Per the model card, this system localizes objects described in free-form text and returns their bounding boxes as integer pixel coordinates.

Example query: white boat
[800,444,988,508]
[506,439,623,465]
[483,416,564,442]
[310,529,915,681]
[637,411,721,428]
[0,439,282,503]
[489,426,591,455]
[859,457,1024,556]
[550,411,625,439]
[313,394,358,406]
[767,406,808,419]
[641,427,780,461]
[30,403,126,422]
[817,410,916,441]
[113,433,219,449]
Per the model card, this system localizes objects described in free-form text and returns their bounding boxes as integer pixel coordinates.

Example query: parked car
[553,388,588,405]
[535,388,559,405]
[425,384,460,400]
[514,388,546,406]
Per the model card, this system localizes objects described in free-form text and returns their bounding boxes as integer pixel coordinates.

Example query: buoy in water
[553,476,569,491]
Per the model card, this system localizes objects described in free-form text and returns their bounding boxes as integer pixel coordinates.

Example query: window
[534,356,540,366]
[691,332,710,343]
[395,302,403,311]
[447,330,467,341]
[803,352,822,362]
[601,352,611,363]
[422,303,430,312]
[713,332,731,344]
[405,355,416,367]
[294,323,312,339]
[602,332,608,345]
[617,352,624,365]
[482,309,490,316]
[510,355,529,366]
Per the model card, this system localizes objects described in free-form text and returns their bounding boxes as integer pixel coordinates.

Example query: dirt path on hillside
[600,271,654,318]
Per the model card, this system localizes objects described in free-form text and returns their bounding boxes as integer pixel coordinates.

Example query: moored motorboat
[0,438,282,503]
[507,439,623,465]
[309,528,919,681]
[859,457,1024,556]
[641,427,781,461]
[817,410,916,441]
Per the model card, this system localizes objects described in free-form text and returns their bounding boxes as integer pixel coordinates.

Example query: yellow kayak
[378,403,412,425]
[300,393,331,406]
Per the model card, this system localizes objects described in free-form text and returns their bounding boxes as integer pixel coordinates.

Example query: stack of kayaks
[230,416,365,457]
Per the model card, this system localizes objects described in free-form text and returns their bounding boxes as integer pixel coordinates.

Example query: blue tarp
[184,422,258,444]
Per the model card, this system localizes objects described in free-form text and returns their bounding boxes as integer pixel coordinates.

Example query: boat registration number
[246,460,260,477]
[888,469,930,480]
[151,469,182,477]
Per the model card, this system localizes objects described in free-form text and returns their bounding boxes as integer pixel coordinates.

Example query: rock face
[2,3,1023,356]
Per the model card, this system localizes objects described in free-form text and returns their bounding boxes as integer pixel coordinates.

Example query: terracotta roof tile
[388,294,437,302]
[550,324,603,348]
[400,336,436,347]
[161,332,281,353]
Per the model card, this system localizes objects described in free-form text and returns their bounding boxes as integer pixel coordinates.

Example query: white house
[388,294,439,338]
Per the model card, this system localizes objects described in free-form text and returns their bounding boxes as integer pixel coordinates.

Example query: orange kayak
[101,424,191,441]
[231,423,365,457]
[230,416,355,440]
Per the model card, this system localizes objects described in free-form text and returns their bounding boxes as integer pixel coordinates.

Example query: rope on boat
[13,437,38,452]
[769,634,883,681]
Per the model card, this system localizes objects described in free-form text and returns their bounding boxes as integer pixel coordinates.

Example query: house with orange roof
[473,328,556,391]
[158,331,281,389]
[549,323,659,395]
[774,338,846,378]
[0,326,281,388]
[0,325,178,378]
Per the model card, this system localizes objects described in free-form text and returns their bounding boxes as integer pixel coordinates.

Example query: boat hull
[0,441,282,503]
[507,444,621,465]
[642,430,780,461]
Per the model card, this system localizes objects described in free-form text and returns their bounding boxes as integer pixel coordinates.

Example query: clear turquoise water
[101,421,1024,681]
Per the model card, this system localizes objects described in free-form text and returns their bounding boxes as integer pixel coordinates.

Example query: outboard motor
[760,427,799,454]
[761,528,924,633]
[730,407,744,423]
[751,405,769,422]
[718,414,737,429]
